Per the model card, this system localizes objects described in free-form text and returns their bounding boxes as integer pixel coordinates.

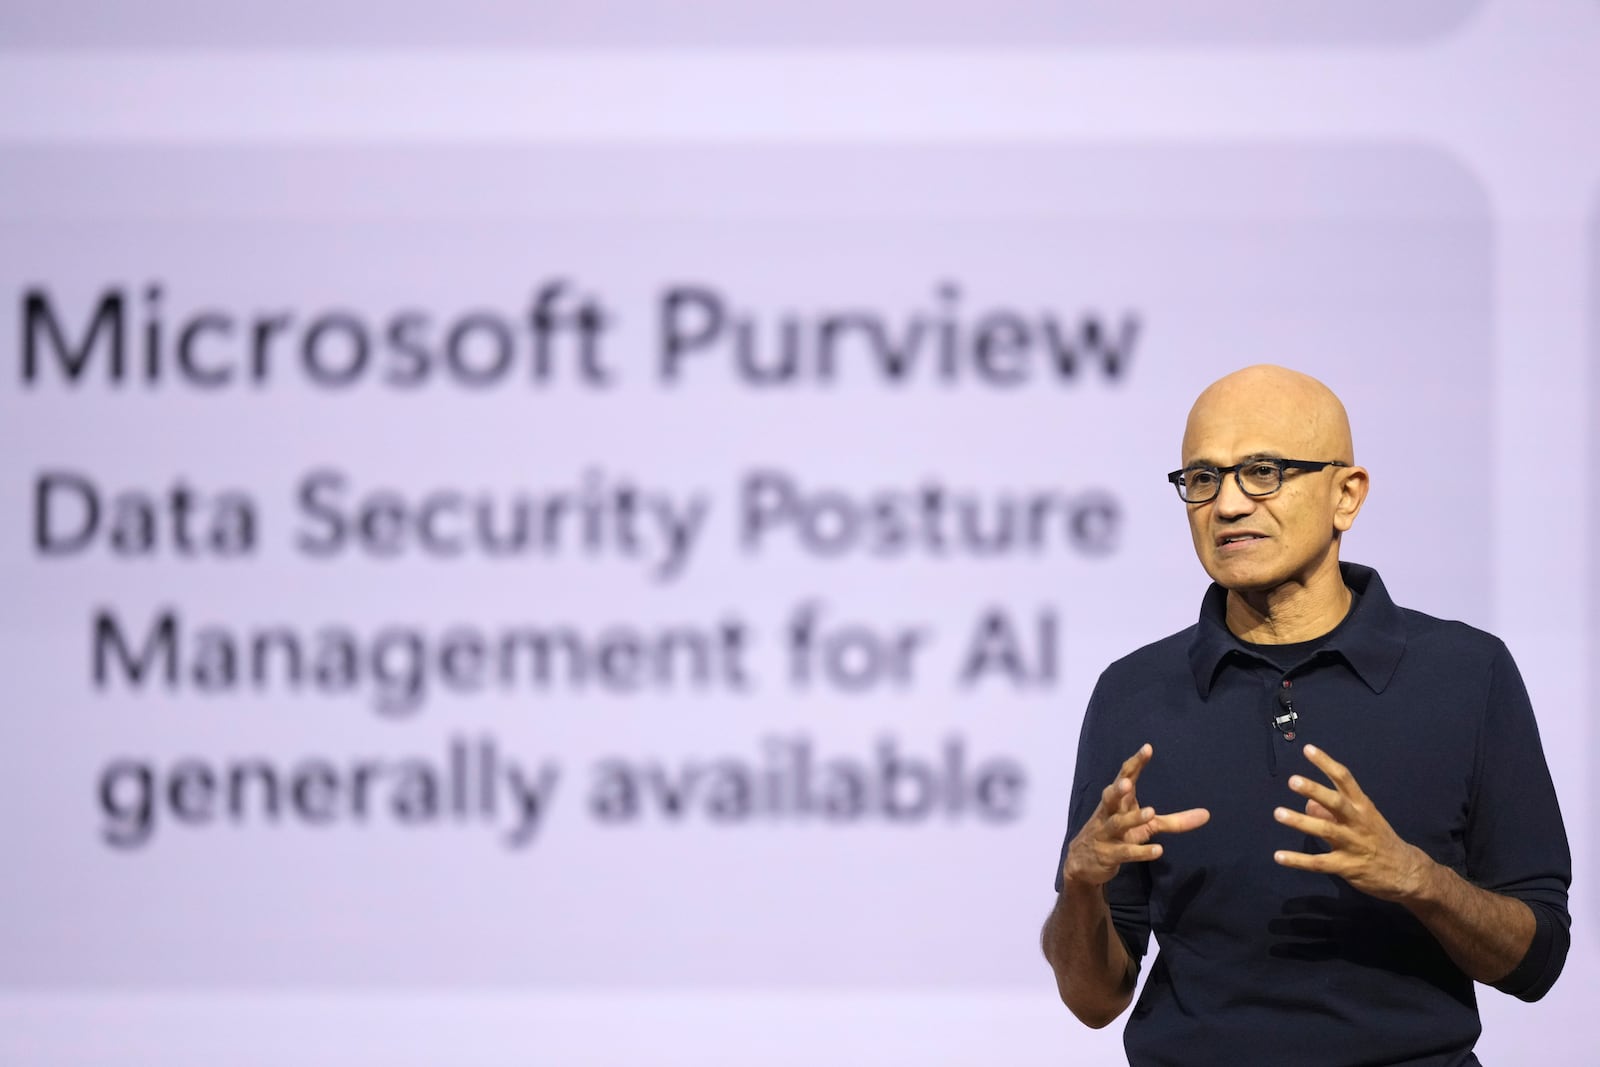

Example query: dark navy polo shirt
[1055,563,1571,1067]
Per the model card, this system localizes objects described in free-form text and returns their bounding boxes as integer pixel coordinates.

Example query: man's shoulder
[1097,625,1200,685]
[1391,602,1511,659]
[1350,562,1512,661]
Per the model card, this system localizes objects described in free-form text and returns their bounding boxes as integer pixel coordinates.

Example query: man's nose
[1213,472,1258,518]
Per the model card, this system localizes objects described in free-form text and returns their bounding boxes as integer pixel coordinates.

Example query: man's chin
[1200,557,1281,593]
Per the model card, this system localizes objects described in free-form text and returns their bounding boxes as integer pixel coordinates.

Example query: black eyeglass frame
[1166,458,1349,503]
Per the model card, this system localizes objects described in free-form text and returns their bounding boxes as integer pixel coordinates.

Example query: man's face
[1180,396,1353,594]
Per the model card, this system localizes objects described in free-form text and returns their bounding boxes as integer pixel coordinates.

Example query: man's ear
[1332,466,1369,533]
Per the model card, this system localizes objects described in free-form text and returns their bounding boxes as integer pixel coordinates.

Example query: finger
[1305,798,1335,821]
[1099,746,1153,818]
[1106,805,1211,842]
[1116,744,1154,782]
[1286,774,1343,814]
[1104,805,1157,838]
[1148,807,1211,835]
[1102,841,1165,864]
[1118,745,1156,798]
[1097,776,1137,817]
[1273,848,1339,872]
[1303,744,1367,802]
[1273,806,1347,844]
[1117,744,1162,813]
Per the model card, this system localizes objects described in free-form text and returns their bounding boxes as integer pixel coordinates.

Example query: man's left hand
[1271,744,1433,903]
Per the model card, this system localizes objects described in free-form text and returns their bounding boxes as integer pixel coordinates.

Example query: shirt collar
[1186,562,1407,697]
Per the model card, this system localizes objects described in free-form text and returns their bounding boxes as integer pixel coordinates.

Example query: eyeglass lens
[1182,461,1282,501]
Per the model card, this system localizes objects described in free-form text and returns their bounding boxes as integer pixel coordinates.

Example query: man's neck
[1224,565,1352,645]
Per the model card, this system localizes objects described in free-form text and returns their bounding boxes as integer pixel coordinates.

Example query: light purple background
[0,5,1595,1064]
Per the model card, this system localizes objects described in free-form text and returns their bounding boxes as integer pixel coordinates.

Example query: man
[1040,365,1570,1066]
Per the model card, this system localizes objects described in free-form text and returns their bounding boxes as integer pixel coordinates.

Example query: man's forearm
[1041,879,1138,1029]
[1402,852,1536,985]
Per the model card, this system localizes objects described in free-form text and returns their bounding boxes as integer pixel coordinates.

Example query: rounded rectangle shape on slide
[0,0,1482,49]
[0,141,1492,988]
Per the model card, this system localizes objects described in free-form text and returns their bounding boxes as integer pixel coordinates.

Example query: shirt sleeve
[1053,676,1154,964]
[1468,641,1571,1001]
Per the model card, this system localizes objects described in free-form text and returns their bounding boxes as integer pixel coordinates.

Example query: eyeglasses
[1166,458,1348,504]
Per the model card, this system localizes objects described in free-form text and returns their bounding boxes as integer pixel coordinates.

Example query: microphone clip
[1273,683,1298,742]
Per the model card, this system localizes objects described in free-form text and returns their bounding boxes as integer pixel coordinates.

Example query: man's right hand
[1063,744,1211,887]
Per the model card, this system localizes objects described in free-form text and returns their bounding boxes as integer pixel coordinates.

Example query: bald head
[1182,365,1353,467]
[1177,365,1369,623]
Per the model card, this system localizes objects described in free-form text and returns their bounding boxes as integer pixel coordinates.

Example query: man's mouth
[1216,533,1267,548]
